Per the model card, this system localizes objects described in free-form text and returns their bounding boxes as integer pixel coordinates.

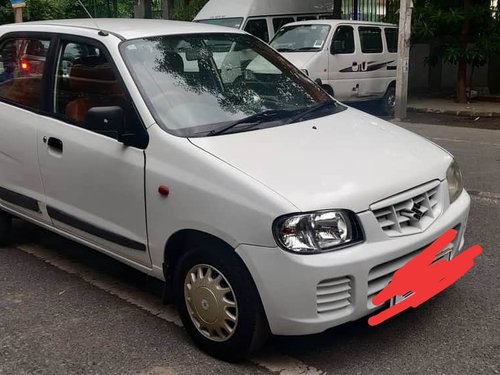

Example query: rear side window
[244,19,270,42]
[359,27,383,53]
[332,26,355,54]
[385,28,398,53]
[0,38,51,110]
[273,17,295,33]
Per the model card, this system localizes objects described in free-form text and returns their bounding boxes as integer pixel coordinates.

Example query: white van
[270,20,398,115]
[193,0,334,42]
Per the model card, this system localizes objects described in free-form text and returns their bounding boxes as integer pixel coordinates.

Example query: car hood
[189,108,452,213]
[279,52,317,69]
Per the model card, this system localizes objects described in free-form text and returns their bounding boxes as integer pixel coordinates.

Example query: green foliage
[0,0,14,24]
[171,0,207,21]
[412,0,500,68]
[0,0,136,24]
[25,0,65,21]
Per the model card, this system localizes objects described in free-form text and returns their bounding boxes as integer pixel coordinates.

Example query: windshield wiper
[284,101,337,124]
[275,47,296,52]
[207,109,295,136]
[296,47,321,52]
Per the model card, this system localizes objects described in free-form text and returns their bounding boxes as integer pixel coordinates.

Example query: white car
[0,19,469,361]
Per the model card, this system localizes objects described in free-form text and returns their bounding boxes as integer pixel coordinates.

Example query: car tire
[0,210,12,246]
[174,245,269,361]
[380,86,396,117]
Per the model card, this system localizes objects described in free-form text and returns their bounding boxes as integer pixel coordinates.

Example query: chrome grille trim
[371,181,443,237]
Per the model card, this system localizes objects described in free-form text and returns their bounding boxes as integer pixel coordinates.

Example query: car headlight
[447,159,463,204]
[301,69,309,76]
[273,210,363,254]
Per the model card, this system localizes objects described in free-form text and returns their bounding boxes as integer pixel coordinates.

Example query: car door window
[359,27,383,53]
[385,28,398,53]
[244,19,270,42]
[0,38,51,110]
[331,26,355,54]
[53,41,137,138]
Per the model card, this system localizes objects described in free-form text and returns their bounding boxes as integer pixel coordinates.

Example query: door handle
[47,137,63,153]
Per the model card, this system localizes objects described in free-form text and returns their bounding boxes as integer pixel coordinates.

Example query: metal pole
[14,6,23,22]
[395,0,413,120]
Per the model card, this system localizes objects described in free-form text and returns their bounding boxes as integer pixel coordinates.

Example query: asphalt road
[1,119,499,375]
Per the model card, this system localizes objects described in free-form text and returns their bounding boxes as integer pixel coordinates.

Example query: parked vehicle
[194,0,334,42]
[271,20,398,115]
[0,19,470,361]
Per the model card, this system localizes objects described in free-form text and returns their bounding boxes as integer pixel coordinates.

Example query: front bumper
[236,190,470,336]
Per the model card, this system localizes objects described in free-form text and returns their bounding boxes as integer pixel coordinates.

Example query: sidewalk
[408,97,500,118]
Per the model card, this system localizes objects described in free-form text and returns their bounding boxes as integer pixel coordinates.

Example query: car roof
[281,19,397,28]
[0,18,246,40]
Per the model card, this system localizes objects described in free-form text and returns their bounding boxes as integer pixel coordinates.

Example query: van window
[331,26,355,54]
[273,17,295,33]
[0,38,51,110]
[244,19,270,42]
[359,27,383,53]
[385,28,398,53]
[197,18,243,29]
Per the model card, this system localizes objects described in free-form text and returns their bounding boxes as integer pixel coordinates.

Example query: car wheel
[0,210,12,246]
[381,86,396,116]
[174,246,269,361]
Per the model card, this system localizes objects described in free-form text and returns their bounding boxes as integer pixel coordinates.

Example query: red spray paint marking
[368,229,482,326]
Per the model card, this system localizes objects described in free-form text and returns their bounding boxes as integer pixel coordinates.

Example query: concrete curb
[407,106,500,118]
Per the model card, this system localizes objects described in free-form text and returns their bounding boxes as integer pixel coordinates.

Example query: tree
[333,0,342,19]
[171,0,206,21]
[413,0,500,103]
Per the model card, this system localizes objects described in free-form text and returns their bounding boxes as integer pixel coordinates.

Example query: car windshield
[121,33,343,137]
[271,25,331,52]
[197,18,244,29]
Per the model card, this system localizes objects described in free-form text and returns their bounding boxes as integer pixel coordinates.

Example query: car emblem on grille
[400,203,425,221]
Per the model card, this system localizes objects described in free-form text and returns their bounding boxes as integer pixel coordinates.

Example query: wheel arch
[163,229,237,281]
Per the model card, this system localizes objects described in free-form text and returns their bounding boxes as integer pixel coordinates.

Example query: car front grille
[371,181,443,237]
[316,276,352,315]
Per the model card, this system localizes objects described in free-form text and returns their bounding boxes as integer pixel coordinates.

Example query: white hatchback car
[0,19,469,361]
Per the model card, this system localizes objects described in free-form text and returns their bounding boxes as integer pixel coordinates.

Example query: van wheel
[174,246,269,361]
[380,86,396,116]
[0,211,12,246]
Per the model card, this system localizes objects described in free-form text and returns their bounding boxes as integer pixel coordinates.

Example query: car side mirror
[85,106,125,140]
[85,106,148,148]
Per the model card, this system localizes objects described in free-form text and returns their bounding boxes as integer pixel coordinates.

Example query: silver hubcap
[388,93,396,108]
[184,264,238,342]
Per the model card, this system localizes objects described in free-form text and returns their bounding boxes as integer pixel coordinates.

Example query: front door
[328,25,360,101]
[37,36,151,266]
